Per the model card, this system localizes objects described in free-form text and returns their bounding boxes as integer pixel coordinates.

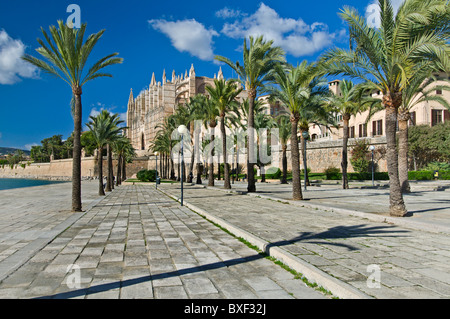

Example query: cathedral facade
[126,64,228,155]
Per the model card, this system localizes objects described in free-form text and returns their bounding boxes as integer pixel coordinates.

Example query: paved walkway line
[202,185,450,235]
[245,192,450,235]
[0,194,106,283]
[157,187,372,299]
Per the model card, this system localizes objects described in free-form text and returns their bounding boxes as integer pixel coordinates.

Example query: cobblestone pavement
[158,183,450,299]
[0,184,326,299]
[207,180,450,232]
[0,181,101,282]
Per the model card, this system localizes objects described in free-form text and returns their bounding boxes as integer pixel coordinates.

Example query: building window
[432,109,443,126]
[409,111,416,126]
[436,89,442,95]
[349,126,355,138]
[358,124,367,137]
[372,120,383,136]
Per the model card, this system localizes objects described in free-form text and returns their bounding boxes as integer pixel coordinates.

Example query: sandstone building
[126,64,247,156]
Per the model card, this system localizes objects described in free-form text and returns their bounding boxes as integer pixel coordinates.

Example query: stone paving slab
[0,184,327,299]
[203,180,450,233]
[158,183,450,299]
[0,181,102,282]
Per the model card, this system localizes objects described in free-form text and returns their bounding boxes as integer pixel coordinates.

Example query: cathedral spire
[150,72,155,86]
[217,66,223,80]
[128,89,134,105]
[189,64,195,76]
[162,69,166,83]
[128,89,134,102]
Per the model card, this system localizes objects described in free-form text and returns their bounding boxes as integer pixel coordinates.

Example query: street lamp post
[178,125,188,206]
[369,145,375,187]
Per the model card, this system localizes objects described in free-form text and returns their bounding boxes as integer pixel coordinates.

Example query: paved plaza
[0,179,449,299]
[0,182,326,299]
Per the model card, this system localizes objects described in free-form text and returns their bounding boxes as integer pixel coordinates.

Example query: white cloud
[88,104,127,125]
[365,0,405,28]
[221,3,344,57]
[149,19,219,61]
[24,143,39,151]
[0,29,39,85]
[215,7,245,19]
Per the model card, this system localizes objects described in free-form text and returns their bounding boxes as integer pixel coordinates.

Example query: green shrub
[350,140,371,173]
[137,169,158,182]
[408,170,450,180]
[325,166,340,180]
[424,162,450,171]
[408,171,433,180]
[265,167,281,179]
[348,172,389,180]
[439,171,450,180]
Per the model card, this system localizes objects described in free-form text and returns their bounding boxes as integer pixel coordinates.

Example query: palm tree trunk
[281,144,288,184]
[188,122,195,183]
[116,155,122,186]
[247,91,256,192]
[384,94,407,217]
[98,146,105,196]
[398,111,411,193]
[290,116,303,200]
[209,128,215,187]
[341,114,350,189]
[105,144,112,192]
[122,157,127,181]
[300,130,310,186]
[170,155,175,180]
[72,91,83,211]
[196,162,202,184]
[221,116,231,189]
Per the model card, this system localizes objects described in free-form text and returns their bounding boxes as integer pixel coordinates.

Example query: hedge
[408,170,450,180]
[136,169,158,182]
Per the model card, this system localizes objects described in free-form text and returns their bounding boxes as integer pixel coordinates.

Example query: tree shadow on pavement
[36,224,408,299]
[264,224,410,253]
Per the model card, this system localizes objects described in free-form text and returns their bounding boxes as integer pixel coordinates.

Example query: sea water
[0,178,67,191]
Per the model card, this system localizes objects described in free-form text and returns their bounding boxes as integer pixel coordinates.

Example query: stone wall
[300,136,387,173]
[0,138,388,180]
[0,157,150,181]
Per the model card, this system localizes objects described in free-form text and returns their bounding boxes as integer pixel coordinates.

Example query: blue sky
[0,0,388,150]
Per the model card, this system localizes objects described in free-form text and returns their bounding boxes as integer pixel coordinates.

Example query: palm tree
[297,81,332,187]
[327,80,378,189]
[254,112,276,183]
[198,97,220,186]
[275,115,291,184]
[267,62,324,200]
[206,79,243,189]
[153,115,177,180]
[86,110,123,196]
[22,21,122,211]
[112,136,133,186]
[216,35,286,192]
[173,105,192,182]
[319,0,449,217]
[398,74,450,193]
